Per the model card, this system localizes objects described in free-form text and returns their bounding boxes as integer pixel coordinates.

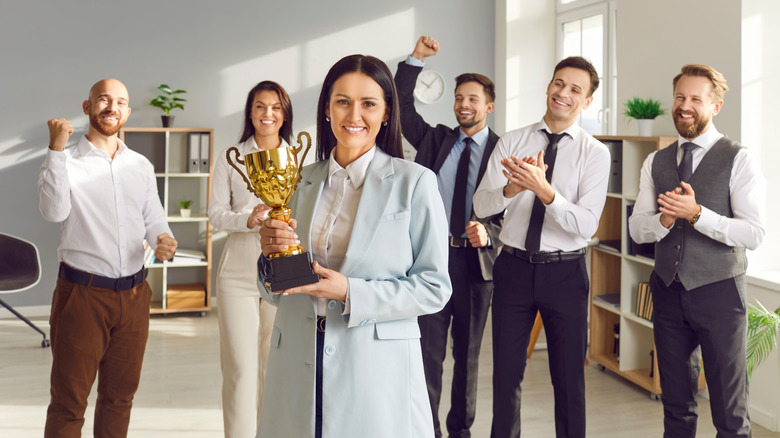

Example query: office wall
[615,0,741,139]
[0,0,495,312]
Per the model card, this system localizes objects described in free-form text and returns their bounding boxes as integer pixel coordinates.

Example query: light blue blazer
[256,148,452,438]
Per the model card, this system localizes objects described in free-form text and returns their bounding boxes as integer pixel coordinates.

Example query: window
[556,1,617,135]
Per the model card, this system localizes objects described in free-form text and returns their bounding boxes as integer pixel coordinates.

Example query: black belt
[59,263,147,292]
[502,246,585,264]
[449,236,472,248]
[317,316,327,333]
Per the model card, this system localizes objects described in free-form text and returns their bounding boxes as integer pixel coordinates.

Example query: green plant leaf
[623,97,666,120]
[746,300,780,379]
[158,84,173,94]
[172,89,187,94]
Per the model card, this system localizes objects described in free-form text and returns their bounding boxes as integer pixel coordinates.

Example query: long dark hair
[315,55,403,162]
[238,81,293,144]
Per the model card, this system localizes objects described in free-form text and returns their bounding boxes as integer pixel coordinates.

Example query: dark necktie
[524,131,565,255]
[450,137,472,238]
[678,142,697,182]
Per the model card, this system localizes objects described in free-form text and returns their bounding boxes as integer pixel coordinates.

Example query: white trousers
[216,232,276,438]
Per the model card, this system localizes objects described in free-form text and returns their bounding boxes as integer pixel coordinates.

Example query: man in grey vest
[629,64,766,438]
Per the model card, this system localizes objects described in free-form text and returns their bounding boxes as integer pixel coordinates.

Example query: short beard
[90,111,124,136]
[673,110,709,139]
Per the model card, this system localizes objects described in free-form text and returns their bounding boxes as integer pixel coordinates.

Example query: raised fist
[47,118,74,151]
[412,36,440,62]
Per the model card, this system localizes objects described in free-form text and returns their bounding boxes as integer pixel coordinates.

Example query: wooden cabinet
[119,127,213,315]
[589,135,679,397]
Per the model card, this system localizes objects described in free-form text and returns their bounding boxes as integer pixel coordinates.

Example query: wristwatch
[689,204,702,226]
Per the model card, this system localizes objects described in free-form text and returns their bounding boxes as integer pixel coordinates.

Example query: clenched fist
[48,118,74,151]
[155,233,178,262]
[412,36,440,62]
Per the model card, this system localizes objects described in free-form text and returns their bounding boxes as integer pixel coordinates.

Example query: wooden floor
[1,312,777,437]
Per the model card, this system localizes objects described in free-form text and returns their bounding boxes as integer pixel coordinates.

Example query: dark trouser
[45,276,151,438]
[420,246,492,438]
[650,272,751,438]
[490,251,588,438]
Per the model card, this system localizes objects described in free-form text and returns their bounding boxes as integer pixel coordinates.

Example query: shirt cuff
[405,55,425,67]
[44,147,67,168]
[650,212,672,236]
[692,205,715,231]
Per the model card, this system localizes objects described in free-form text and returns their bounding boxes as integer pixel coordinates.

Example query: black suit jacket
[394,61,503,281]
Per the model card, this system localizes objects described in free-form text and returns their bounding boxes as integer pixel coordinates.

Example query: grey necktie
[678,142,697,182]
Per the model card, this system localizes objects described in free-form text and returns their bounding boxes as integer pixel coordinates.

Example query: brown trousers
[45,276,152,438]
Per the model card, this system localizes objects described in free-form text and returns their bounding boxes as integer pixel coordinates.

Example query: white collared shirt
[473,120,611,251]
[39,135,172,277]
[310,146,375,315]
[628,125,766,249]
[208,137,290,233]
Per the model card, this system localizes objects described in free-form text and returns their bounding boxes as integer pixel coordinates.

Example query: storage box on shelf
[588,135,709,398]
[119,127,213,315]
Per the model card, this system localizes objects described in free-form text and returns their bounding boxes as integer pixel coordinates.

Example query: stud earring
[325,116,330,122]
[382,121,388,127]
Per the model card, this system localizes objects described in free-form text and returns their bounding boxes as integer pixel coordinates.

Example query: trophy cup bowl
[226,132,319,291]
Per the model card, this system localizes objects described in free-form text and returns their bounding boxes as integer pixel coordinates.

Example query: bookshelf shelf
[590,135,675,397]
[120,127,213,316]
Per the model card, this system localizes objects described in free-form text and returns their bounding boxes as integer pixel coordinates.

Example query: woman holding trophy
[255,55,452,438]
[207,80,292,438]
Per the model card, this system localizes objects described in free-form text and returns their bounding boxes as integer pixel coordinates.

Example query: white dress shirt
[628,125,766,249]
[208,137,290,232]
[310,146,375,315]
[39,136,172,278]
[473,120,611,252]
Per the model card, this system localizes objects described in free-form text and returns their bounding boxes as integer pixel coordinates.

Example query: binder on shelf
[199,133,210,173]
[626,204,655,258]
[187,133,201,173]
[603,140,623,193]
[594,293,621,309]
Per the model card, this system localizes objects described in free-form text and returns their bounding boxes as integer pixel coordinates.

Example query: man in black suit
[395,35,503,438]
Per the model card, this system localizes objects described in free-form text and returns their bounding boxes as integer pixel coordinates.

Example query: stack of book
[635,281,654,321]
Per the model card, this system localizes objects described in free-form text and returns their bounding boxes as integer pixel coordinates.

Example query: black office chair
[0,232,50,348]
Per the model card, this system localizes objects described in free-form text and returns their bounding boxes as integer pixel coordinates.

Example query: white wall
[0,0,495,311]
[615,0,741,139]
[742,0,780,273]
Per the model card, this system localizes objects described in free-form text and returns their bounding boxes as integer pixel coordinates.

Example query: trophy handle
[294,131,312,181]
[225,147,255,194]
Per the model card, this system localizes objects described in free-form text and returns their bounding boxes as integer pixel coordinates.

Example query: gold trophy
[226,131,319,291]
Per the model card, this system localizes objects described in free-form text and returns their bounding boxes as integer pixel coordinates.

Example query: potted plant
[746,300,780,379]
[623,97,666,137]
[149,84,187,127]
[178,199,192,218]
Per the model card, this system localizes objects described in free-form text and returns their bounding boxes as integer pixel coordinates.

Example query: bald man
[39,79,177,437]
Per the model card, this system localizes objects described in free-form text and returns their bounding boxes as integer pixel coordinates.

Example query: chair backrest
[0,233,42,293]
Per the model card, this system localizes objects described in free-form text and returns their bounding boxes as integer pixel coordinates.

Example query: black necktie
[524,131,565,255]
[678,142,697,182]
[450,138,472,238]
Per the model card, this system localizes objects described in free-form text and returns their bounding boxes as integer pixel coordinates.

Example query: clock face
[413,70,445,104]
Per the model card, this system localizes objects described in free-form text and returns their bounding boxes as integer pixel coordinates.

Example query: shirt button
[324,345,336,356]
[327,300,338,310]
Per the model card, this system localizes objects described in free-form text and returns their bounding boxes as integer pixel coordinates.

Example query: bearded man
[629,65,766,438]
[39,78,177,438]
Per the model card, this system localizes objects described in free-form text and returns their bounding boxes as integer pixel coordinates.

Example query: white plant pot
[180,208,191,218]
[637,119,654,137]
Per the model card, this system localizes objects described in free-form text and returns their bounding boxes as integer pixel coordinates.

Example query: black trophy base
[266,252,320,292]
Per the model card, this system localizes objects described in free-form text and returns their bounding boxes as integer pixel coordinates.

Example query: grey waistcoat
[652,136,746,290]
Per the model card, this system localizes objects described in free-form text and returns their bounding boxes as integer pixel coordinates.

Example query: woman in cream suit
[208,81,292,437]
[256,55,451,438]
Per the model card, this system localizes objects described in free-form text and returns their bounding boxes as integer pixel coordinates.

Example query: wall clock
[413,70,445,104]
